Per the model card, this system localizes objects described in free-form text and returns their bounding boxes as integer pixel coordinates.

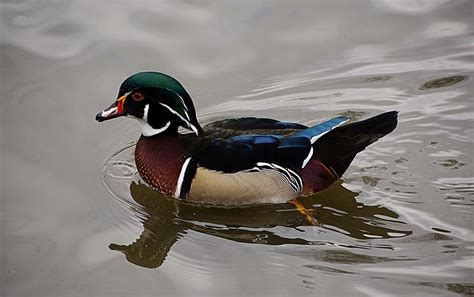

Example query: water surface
[1,0,473,296]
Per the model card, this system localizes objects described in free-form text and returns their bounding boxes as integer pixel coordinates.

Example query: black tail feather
[313,111,398,178]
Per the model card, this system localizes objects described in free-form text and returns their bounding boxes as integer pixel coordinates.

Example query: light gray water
[1,1,473,296]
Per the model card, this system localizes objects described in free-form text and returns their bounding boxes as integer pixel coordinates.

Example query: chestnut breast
[135,135,185,196]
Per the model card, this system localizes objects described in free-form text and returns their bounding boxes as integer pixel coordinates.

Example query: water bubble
[420,75,467,90]
[364,76,391,83]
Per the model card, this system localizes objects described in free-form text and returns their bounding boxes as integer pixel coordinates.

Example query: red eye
[132,92,145,101]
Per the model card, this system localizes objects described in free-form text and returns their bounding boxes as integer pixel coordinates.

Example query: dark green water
[1,1,473,296]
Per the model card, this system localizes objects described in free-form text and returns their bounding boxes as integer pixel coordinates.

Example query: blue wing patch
[231,134,282,144]
[292,116,350,143]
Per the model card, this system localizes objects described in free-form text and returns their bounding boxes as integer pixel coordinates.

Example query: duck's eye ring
[132,92,145,101]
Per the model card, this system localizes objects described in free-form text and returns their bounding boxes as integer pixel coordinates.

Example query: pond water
[1,0,473,296]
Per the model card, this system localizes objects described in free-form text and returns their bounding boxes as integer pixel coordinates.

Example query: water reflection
[109,181,411,269]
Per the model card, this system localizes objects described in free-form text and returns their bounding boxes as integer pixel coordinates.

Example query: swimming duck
[96,71,398,205]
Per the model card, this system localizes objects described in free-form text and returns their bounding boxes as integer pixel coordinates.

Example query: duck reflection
[109,181,411,268]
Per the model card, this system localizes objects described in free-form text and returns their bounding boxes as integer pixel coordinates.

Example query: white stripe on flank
[310,118,349,144]
[256,162,303,193]
[159,103,199,135]
[174,157,192,198]
[301,146,314,168]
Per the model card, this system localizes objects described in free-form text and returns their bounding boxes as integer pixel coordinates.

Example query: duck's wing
[197,134,311,173]
[203,117,308,131]
[201,117,308,139]
[197,116,350,173]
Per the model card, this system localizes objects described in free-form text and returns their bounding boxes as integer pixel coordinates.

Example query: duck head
[96,71,202,137]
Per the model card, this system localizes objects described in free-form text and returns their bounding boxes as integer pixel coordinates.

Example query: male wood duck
[96,71,398,205]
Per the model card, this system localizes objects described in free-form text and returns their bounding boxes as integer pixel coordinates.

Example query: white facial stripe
[302,146,314,168]
[143,104,149,121]
[310,118,349,144]
[141,120,171,137]
[159,103,199,135]
[159,103,192,127]
[175,93,189,111]
[174,157,192,198]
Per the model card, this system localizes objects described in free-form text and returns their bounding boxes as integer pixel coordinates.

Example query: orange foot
[289,198,318,226]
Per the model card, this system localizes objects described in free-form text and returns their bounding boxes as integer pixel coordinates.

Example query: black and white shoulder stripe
[174,157,197,199]
[249,162,303,194]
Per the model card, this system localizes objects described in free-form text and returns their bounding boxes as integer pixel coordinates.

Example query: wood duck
[96,71,398,205]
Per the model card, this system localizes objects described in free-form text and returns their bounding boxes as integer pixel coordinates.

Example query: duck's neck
[135,134,185,197]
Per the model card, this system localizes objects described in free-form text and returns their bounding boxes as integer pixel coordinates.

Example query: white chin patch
[139,104,171,137]
[140,121,171,137]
